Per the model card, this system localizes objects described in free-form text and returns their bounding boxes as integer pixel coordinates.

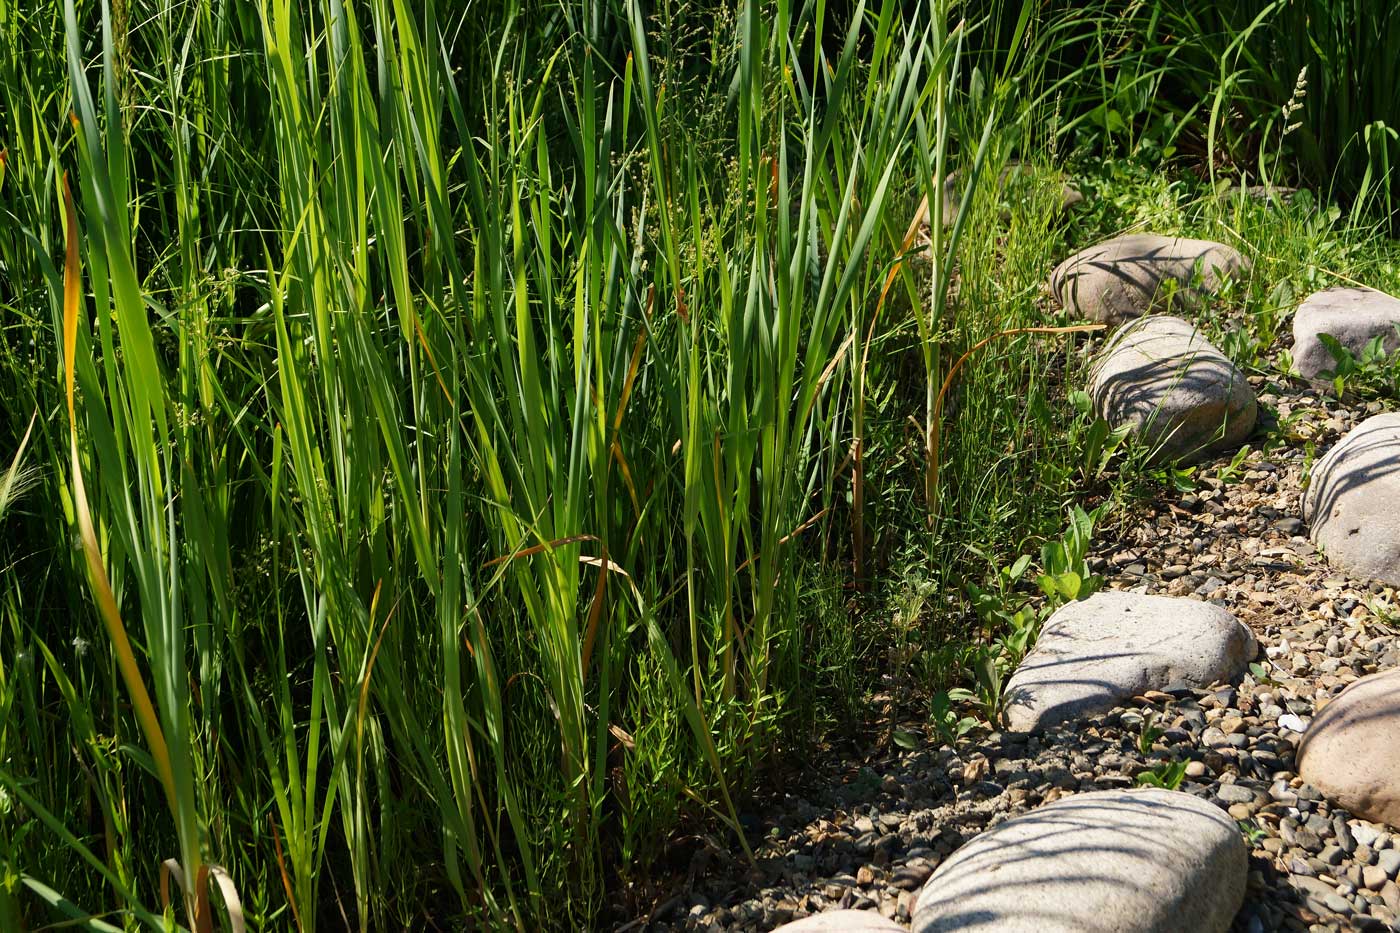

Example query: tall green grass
[5,0,1350,929]
[1023,0,1400,222]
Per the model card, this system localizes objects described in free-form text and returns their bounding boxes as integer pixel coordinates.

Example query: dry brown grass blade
[802,329,855,426]
[207,865,247,933]
[483,534,599,568]
[160,859,246,933]
[607,723,636,751]
[734,507,830,574]
[268,816,305,933]
[610,329,647,517]
[64,169,252,933]
[611,440,642,519]
[580,544,608,678]
[410,307,453,405]
[357,579,400,744]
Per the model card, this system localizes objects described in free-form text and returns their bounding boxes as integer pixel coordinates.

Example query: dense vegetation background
[0,0,1397,929]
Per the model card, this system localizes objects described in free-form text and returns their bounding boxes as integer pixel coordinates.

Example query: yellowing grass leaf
[62,171,226,929]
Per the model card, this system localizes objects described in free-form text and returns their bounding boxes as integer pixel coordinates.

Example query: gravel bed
[625,378,1400,933]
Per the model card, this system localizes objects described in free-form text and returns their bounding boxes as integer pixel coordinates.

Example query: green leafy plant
[1136,710,1165,755]
[1136,760,1188,790]
[1214,445,1254,484]
[1249,661,1280,688]
[967,554,1035,640]
[1312,331,1400,397]
[1238,820,1268,845]
[1147,462,1199,493]
[1068,390,1134,483]
[1036,505,1105,605]
[928,691,979,746]
[955,506,1105,728]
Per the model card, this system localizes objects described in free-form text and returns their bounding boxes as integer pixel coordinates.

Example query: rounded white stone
[1051,233,1248,324]
[1291,286,1400,380]
[1303,413,1400,586]
[1089,315,1256,463]
[913,788,1248,933]
[1004,590,1256,733]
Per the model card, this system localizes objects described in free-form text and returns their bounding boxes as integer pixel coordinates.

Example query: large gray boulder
[1291,286,1400,380]
[912,788,1248,933]
[1298,668,1400,829]
[1003,591,1256,733]
[771,910,905,932]
[1051,233,1248,324]
[1302,413,1400,586]
[1089,315,1256,463]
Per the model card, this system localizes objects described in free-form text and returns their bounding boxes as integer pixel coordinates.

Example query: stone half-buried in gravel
[1298,667,1400,829]
[1302,412,1400,586]
[911,788,1247,933]
[1089,315,1256,464]
[1002,590,1256,733]
[1291,285,1400,381]
[1049,232,1248,325]
[768,909,905,932]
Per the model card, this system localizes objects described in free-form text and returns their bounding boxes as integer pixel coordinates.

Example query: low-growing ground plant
[1136,710,1165,755]
[1310,332,1400,398]
[1136,760,1188,790]
[945,505,1106,727]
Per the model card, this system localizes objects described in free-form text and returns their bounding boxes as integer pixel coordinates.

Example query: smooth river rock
[912,788,1247,933]
[1302,413,1400,586]
[1003,591,1256,733]
[1291,286,1400,380]
[1051,233,1248,324]
[1298,668,1400,829]
[1089,315,1256,463]
[771,910,905,932]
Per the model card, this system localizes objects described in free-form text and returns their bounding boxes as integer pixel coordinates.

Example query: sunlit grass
[3,0,1399,930]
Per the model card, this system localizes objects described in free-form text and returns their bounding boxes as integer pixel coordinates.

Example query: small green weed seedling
[1036,505,1105,605]
[928,691,979,746]
[1146,461,1198,493]
[1137,710,1165,755]
[944,647,1008,726]
[1068,390,1133,482]
[892,728,923,751]
[1136,760,1188,790]
[1249,661,1281,688]
[1314,331,1400,398]
[956,506,1106,728]
[1215,445,1253,484]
